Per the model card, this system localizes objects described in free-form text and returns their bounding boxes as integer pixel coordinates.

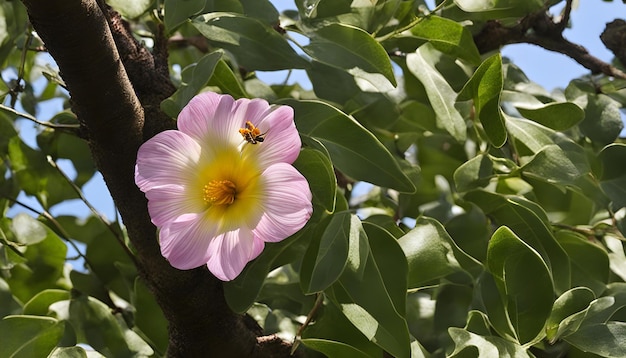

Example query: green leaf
[293,148,336,213]
[0,315,64,358]
[239,0,279,25]
[516,102,584,131]
[506,116,590,188]
[133,278,168,354]
[464,190,571,294]
[8,137,78,208]
[82,223,135,302]
[303,212,354,293]
[453,0,544,19]
[448,327,532,358]
[556,230,609,296]
[49,346,88,358]
[505,114,558,153]
[10,213,48,245]
[406,45,466,142]
[22,289,70,316]
[283,99,415,193]
[332,274,410,358]
[163,0,206,32]
[598,143,626,181]
[0,109,18,150]
[464,310,493,336]
[598,144,626,208]
[458,53,506,147]
[433,284,474,334]
[487,226,554,344]
[566,322,626,357]
[546,287,596,342]
[478,272,516,340]
[304,23,396,87]
[302,299,383,357]
[363,215,405,239]
[163,0,243,32]
[606,235,626,282]
[556,287,626,356]
[326,215,411,358]
[193,12,308,71]
[579,94,623,146]
[453,154,493,191]
[6,226,67,303]
[520,144,590,186]
[363,222,408,316]
[208,59,248,99]
[36,129,95,188]
[69,294,153,357]
[307,60,360,104]
[161,51,223,118]
[224,227,311,313]
[0,278,22,317]
[409,15,481,65]
[445,205,490,263]
[108,0,153,18]
[398,217,466,288]
[301,338,372,358]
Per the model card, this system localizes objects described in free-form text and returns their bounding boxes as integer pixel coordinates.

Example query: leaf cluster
[2,0,626,357]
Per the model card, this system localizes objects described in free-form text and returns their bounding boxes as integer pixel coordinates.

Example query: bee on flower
[239,120,267,144]
[135,92,312,281]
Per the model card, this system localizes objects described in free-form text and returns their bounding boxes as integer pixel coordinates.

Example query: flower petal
[206,228,262,281]
[135,130,200,191]
[145,184,204,227]
[178,92,278,152]
[244,105,301,167]
[159,213,218,270]
[253,163,312,243]
[177,91,222,141]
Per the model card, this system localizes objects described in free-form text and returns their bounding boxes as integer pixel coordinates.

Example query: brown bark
[473,9,626,80]
[19,0,297,356]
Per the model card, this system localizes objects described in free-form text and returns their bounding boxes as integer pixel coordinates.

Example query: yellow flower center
[193,146,265,233]
[203,179,236,206]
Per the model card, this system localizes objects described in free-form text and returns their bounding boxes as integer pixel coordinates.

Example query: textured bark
[473,10,626,80]
[19,0,297,356]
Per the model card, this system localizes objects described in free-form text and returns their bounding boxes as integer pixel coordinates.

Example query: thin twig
[473,11,626,80]
[291,293,325,354]
[376,0,450,41]
[46,155,138,266]
[556,0,573,33]
[3,194,92,267]
[3,194,120,309]
[8,27,33,107]
[0,103,81,133]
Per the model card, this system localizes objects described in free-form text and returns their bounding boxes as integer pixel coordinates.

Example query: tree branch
[474,10,626,80]
[18,1,297,356]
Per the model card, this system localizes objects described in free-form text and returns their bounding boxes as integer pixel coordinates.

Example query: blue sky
[261,0,625,91]
[502,0,625,90]
[6,0,625,222]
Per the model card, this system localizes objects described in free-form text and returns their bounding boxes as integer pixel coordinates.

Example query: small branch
[524,33,626,80]
[291,293,324,354]
[555,0,573,33]
[46,155,137,266]
[0,103,80,134]
[474,10,626,80]
[168,34,210,53]
[3,194,120,309]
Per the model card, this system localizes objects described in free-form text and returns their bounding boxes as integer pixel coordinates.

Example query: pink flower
[135,92,312,281]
